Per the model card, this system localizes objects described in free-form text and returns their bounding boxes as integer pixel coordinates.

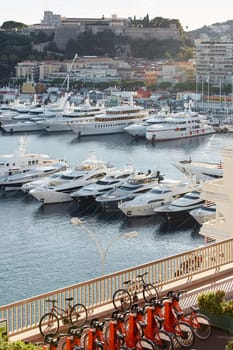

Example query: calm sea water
[1,130,232,305]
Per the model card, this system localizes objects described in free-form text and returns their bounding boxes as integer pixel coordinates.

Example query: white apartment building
[195,41,233,87]
[15,61,39,80]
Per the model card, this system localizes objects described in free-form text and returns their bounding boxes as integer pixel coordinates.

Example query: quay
[1,237,233,345]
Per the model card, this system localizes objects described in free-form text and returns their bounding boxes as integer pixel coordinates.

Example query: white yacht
[172,159,223,182]
[154,188,204,222]
[70,165,134,202]
[124,109,170,137]
[0,136,67,178]
[0,162,67,191]
[189,201,216,225]
[71,100,149,137]
[1,112,58,133]
[43,102,106,132]
[21,169,70,193]
[146,110,215,141]
[95,170,164,212]
[29,152,114,204]
[118,179,195,217]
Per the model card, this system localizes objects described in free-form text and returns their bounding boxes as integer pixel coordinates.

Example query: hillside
[188,20,233,41]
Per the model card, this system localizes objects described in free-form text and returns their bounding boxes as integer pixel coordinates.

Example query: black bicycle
[112,272,159,311]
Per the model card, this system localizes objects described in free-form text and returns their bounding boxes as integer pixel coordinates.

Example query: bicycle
[43,333,70,350]
[162,297,195,348]
[112,272,159,312]
[123,306,158,350]
[167,290,212,340]
[83,318,105,350]
[39,297,88,337]
[104,311,126,350]
[61,325,88,350]
[143,299,173,350]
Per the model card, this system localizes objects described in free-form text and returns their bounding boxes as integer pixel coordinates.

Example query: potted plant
[198,290,233,333]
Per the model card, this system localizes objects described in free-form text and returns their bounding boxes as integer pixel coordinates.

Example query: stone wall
[54,24,181,50]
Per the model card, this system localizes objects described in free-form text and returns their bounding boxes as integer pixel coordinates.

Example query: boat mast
[61,53,79,92]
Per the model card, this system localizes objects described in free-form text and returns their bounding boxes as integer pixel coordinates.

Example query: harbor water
[1,131,233,305]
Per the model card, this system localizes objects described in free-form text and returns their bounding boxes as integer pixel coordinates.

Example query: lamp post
[71,217,138,275]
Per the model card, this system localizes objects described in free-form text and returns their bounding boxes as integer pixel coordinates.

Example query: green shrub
[0,335,42,350]
[197,290,225,315]
[198,290,233,317]
[226,340,233,350]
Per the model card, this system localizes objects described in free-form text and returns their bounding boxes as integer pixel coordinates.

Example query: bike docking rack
[2,237,233,341]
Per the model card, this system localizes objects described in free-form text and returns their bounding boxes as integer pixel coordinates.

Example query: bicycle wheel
[190,313,212,340]
[143,283,159,303]
[113,289,131,311]
[39,312,59,337]
[154,330,173,350]
[174,321,194,348]
[135,337,159,350]
[70,303,88,327]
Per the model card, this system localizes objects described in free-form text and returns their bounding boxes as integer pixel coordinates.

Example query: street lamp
[71,217,138,275]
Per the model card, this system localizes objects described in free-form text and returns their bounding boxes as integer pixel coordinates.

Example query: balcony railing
[1,237,233,338]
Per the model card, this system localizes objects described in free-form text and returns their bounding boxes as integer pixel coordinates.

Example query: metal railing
[1,237,233,338]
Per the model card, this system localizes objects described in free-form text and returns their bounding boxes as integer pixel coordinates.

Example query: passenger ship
[71,102,149,137]
[146,110,215,141]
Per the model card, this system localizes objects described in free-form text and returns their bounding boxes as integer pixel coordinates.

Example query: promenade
[192,327,232,349]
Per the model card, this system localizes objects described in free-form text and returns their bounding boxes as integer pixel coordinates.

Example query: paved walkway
[187,327,232,350]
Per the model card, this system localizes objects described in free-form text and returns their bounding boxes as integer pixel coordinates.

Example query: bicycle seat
[123,280,131,285]
[65,297,74,301]
[191,306,200,313]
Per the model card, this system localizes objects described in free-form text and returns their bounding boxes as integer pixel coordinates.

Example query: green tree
[1,20,27,30]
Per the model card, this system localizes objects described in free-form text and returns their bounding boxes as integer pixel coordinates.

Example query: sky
[1,0,233,31]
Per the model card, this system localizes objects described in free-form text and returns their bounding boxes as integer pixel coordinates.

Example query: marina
[0,129,233,306]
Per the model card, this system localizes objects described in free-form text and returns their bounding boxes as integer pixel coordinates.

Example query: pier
[1,237,233,342]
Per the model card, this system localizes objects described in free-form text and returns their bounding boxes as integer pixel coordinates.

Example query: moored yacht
[43,102,106,132]
[154,187,204,223]
[71,99,149,137]
[124,108,170,137]
[189,201,216,225]
[95,170,164,212]
[118,179,195,217]
[29,152,114,204]
[0,162,67,191]
[0,136,67,177]
[172,159,223,182]
[146,110,215,141]
[70,165,134,203]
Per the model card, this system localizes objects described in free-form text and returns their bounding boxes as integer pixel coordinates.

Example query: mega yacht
[43,102,106,132]
[95,170,164,212]
[172,159,223,182]
[118,179,195,217]
[124,109,170,137]
[154,188,204,223]
[0,136,67,178]
[146,110,215,141]
[71,100,149,137]
[29,152,114,204]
